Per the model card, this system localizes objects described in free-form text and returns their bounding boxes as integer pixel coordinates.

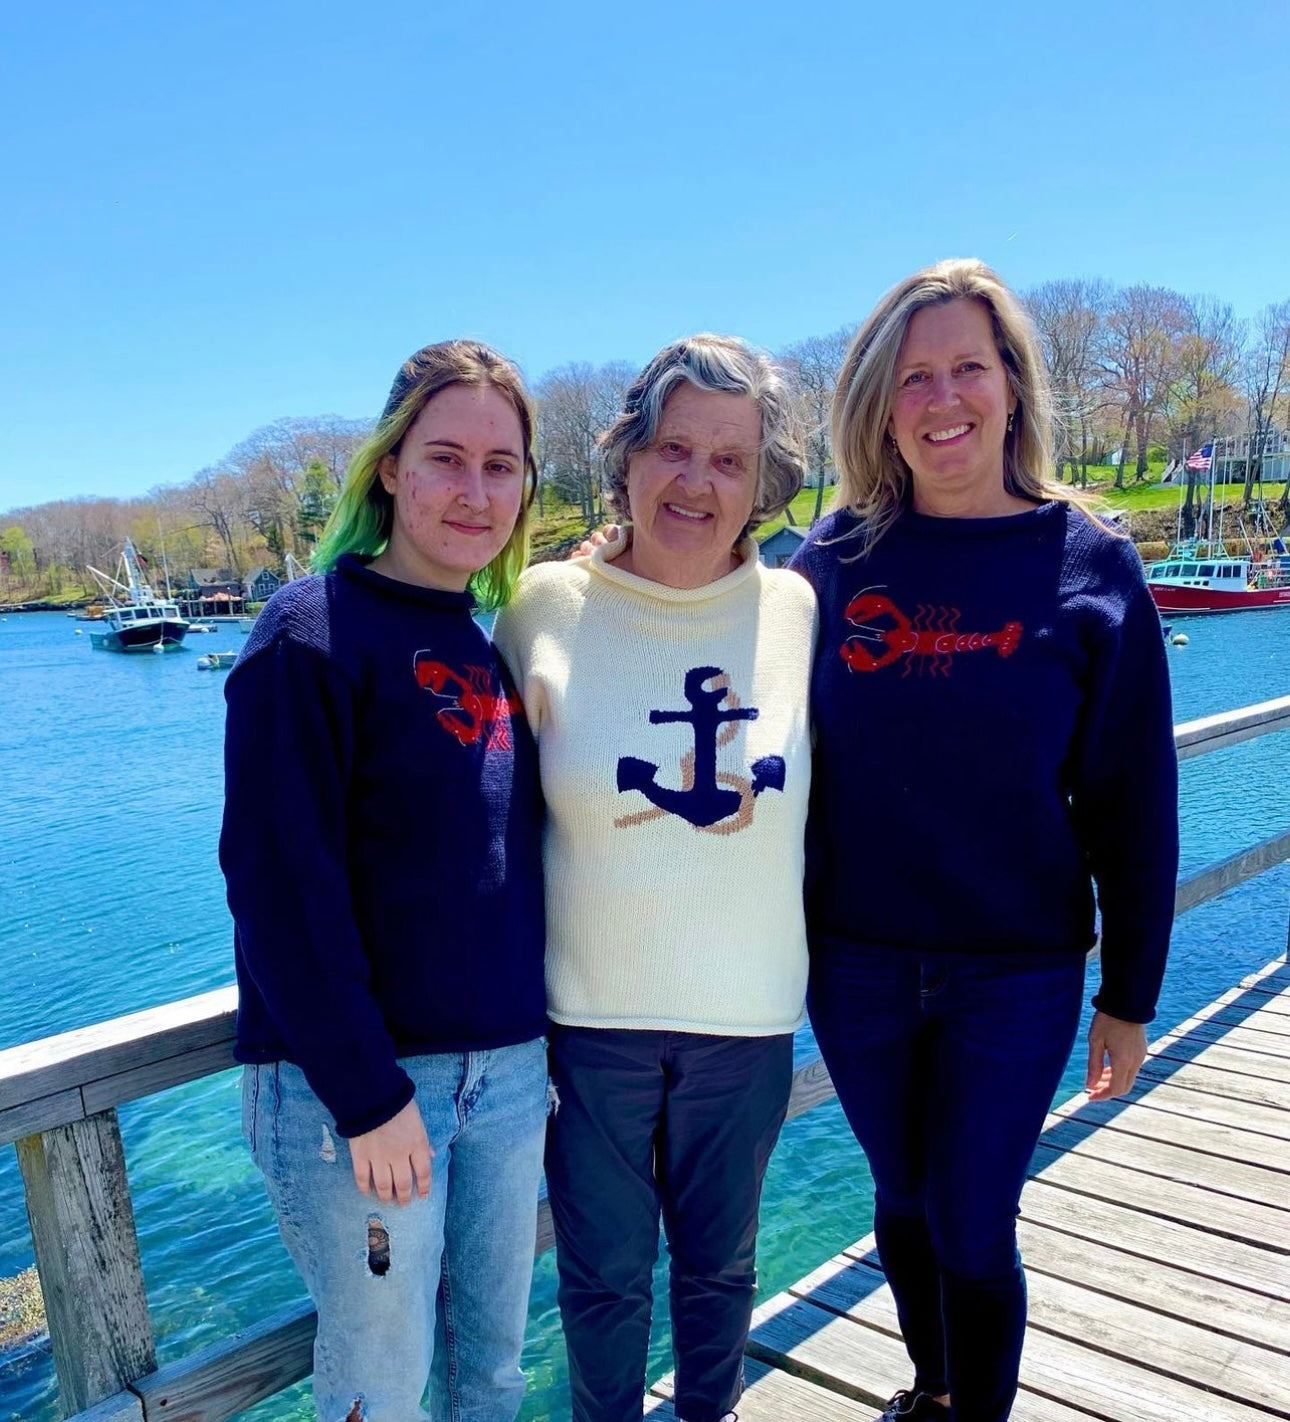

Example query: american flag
[1185,443,1214,472]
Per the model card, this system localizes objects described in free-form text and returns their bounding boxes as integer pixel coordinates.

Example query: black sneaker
[877,1391,950,1421]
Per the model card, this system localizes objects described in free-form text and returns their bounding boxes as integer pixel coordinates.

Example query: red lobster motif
[839,592,1022,676]
[413,656,519,748]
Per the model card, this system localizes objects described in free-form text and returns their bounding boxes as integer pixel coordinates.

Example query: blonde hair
[599,334,806,538]
[832,258,1076,552]
[312,340,538,610]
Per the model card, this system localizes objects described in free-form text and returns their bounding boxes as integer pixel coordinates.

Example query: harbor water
[1,608,1288,1421]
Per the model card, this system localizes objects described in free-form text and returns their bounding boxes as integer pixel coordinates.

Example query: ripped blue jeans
[242,1039,548,1422]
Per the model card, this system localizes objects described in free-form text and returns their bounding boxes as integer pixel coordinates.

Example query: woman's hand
[572,524,621,558]
[349,1099,434,1205]
[1085,1011,1147,1101]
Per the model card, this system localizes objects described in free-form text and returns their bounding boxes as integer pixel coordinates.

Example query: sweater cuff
[330,1071,417,1140]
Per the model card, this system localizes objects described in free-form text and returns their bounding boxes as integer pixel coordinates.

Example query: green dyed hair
[312,340,538,610]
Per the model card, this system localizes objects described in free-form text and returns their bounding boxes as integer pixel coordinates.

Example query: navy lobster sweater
[791,502,1178,1024]
[220,555,546,1137]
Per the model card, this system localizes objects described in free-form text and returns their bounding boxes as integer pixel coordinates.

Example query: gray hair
[599,334,806,537]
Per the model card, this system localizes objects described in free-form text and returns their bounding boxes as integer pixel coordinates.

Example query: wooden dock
[646,958,1290,1422]
[4,696,1290,1422]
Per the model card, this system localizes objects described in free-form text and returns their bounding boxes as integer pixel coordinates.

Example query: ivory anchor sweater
[493,538,816,1036]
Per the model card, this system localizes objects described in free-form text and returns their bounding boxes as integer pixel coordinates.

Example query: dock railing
[4,694,1290,1422]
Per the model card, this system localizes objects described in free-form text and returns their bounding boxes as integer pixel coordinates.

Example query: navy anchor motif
[615,666,786,833]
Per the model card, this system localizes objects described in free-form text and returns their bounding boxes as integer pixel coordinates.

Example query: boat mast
[157,521,173,600]
[122,537,152,603]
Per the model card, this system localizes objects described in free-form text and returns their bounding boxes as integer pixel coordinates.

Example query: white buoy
[74,628,83,635]
[1171,632,1189,646]
[153,643,166,654]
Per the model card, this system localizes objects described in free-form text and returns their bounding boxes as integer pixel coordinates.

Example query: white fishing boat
[86,538,189,653]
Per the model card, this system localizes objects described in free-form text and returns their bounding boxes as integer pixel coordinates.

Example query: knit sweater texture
[221,555,546,1137]
[493,538,816,1035]
[791,502,1178,1024]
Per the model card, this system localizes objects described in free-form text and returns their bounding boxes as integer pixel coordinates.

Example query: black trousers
[545,1024,793,1422]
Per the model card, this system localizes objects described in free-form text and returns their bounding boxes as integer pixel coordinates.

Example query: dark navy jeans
[808,943,1085,1422]
[545,1025,793,1422]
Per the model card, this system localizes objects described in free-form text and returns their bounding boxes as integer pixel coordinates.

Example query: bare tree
[535,362,633,527]
[1100,285,1188,486]
[1244,300,1290,514]
[1166,296,1245,532]
[1023,279,1112,486]
[779,326,854,522]
[187,467,253,574]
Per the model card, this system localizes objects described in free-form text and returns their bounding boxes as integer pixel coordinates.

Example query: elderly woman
[493,334,815,1422]
[790,260,1178,1422]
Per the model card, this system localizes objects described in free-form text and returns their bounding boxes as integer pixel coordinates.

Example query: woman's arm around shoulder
[492,559,587,724]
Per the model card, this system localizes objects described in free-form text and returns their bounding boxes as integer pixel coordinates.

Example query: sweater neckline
[337,553,477,611]
[590,534,762,602]
[896,500,1062,541]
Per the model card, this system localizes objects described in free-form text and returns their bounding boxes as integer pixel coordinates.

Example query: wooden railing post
[17,1108,156,1417]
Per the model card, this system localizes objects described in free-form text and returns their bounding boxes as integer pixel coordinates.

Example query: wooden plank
[839,1254,1287,1422]
[761,1259,1278,1422]
[1238,961,1290,993]
[646,1356,886,1422]
[16,1111,156,1415]
[1069,1079,1290,1145]
[1200,1004,1290,1038]
[64,1393,145,1422]
[747,1284,927,1408]
[1014,1214,1290,1357]
[1029,1142,1290,1248]
[1136,1054,1290,1111]
[1020,1177,1290,1299]
[0,1086,86,1147]
[130,1298,315,1422]
[535,1197,554,1257]
[786,1056,837,1123]
[1020,1267,1290,1416]
[1050,1092,1290,1176]
[81,1041,239,1118]
[1174,694,1290,760]
[1151,1036,1290,1084]
[1238,986,1290,1013]
[0,987,236,1115]
[1175,828,1290,915]
[1038,1112,1290,1207]
[1164,1019,1290,1060]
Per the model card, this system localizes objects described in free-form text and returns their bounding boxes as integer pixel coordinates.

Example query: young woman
[221,341,548,1422]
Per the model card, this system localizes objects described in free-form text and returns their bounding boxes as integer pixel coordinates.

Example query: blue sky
[1,0,1287,509]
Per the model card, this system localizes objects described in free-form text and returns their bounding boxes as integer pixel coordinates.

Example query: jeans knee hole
[366,1216,390,1277]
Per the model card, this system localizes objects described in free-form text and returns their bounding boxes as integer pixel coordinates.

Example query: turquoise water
[1,608,1289,1421]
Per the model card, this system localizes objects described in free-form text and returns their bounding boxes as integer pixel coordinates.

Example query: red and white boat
[1146,545,1290,616]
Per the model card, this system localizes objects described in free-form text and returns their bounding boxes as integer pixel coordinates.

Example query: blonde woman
[791,260,1177,1422]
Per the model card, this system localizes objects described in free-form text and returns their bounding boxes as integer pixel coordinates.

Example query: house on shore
[243,567,282,605]
[182,568,244,617]
[758,526,808,568]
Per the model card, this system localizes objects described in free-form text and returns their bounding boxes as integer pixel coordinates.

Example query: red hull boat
[1146,547,1290,616]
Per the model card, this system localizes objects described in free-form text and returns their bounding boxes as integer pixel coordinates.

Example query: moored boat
[1146,545,1290,616]
[86,539,189,652]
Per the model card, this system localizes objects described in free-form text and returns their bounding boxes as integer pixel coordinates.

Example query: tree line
[3,279,1288,602]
